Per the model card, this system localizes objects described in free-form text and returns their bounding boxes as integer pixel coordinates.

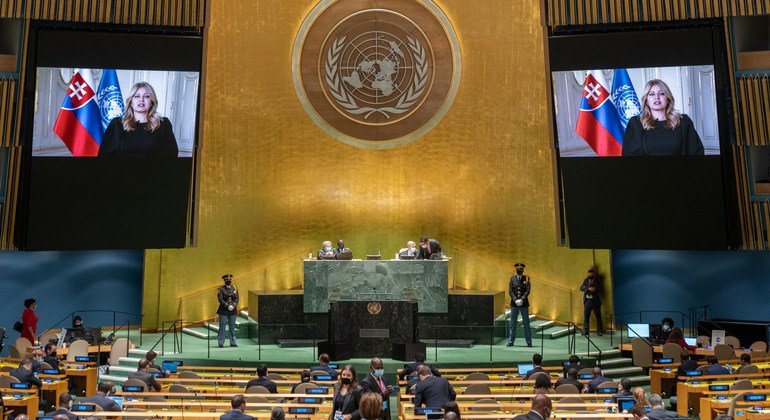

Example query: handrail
[453,247,575,292]
[176,250,308,300]
[37,310,143,339]
[148,319,183,355]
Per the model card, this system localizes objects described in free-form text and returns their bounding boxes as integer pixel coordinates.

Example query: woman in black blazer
[331,364,363,420]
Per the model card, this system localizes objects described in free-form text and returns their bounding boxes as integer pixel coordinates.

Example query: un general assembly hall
[1,1,770,419]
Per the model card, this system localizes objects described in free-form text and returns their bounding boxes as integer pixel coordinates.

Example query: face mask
[662,324,670,332]
[341,377,351,385]
[373,369,385,378]
[420,244,427,249]
[325,247,332,252]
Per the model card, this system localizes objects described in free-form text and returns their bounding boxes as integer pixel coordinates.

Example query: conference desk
[650,361,770,396]
[57,344,112,356]
[303,258,449,313]
[62,366,98,397]
[618,343,748,357]
[699,390,770,420]
[676,374,770,417]
[1,393,39,420]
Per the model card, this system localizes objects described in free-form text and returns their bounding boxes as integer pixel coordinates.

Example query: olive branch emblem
[325,35,428,119]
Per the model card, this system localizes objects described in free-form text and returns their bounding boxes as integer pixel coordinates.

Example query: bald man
[513,394,552,420]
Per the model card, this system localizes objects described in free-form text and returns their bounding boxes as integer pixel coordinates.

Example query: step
[118,356,142,364]
[108,365,136,375]
[532,320,555,332]
[127,348,176,357]
[599,357,633,368]
[577,348,621,358]
[602,366,644,377]
[627,375,650,387]
[547,326,576,339]
[182,327,212,339]
[502,310,537,323]
[99,374,126,384]
[203,322,244,332]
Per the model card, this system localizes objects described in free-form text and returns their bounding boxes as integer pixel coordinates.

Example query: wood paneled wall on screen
[543,0,770,27]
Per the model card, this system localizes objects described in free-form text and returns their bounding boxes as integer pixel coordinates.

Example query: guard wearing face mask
[508,262,532,347]
[361,357,393,420]
[580,268,604,336]
[216,273,239,348]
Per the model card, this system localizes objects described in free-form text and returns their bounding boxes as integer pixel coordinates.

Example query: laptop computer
[107,396,124,410]
[517,363,534,375]
[336,251,353,260]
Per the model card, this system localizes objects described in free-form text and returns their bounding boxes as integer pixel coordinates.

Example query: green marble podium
[303,259,449,313]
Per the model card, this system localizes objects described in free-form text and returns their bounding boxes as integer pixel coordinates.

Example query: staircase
[495,311,577,340]
[576,348,649,387]
[182,310,255,341]
[99,348,178,384]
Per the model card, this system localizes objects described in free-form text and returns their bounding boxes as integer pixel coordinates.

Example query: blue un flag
[96,69,124,130]
[611,69,641,129]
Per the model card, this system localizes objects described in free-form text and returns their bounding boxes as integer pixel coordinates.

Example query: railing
[37,309,144,345]
[452,248,580,324]
[176,250,307,326]
[148,319,183,356]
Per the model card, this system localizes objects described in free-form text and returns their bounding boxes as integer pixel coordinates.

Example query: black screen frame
[15,23,204,250]
[548,20,739,250]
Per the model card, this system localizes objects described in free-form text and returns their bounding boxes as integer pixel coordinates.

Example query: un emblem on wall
[293,0,461,149]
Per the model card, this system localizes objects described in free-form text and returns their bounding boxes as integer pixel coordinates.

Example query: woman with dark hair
[659,317,674,342]
[21,298,38,345]
[98,82,178,157]
[666,326,696,351]
[621,79,704,156]
[331,364,362,420]
[72,315,84,328]
[533,373,553,394]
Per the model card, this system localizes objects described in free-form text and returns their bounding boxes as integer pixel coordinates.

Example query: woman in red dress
[21,298,38,345]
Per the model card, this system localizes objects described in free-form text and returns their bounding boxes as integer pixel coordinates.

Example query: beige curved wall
[142,0,611,329]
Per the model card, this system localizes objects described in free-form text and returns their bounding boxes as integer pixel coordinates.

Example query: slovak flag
[575,70,626,157]
[53,69,104,157]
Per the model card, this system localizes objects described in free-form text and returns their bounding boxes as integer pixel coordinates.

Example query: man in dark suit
[360,357,393,420]
[524,353,547,379]
[333,239,352,259]
[612,377,633,403]
[398,353,440,380]
[245,364,277,393]
[580,268,603,336]
[508,262,532,347]
[562,355,581,378]
[128,359,161,392]
[737,353,753,373]
[513,394,552,420]
[416,236,443,260]
[310,353,338,375]
[220,395,254,420]
[46,393,79,420]
[44,343,61,371]
[647,394,677,419]
[11,358,42,388]
[586,367,611,393]
[84,382,121,412]
[705,356,730,375]
[413,365,455,408]
[675,352,698,379]
[555,368,583,391]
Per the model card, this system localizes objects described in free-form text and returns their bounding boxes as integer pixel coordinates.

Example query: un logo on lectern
[293,0,461,149]
[367,302,382,315]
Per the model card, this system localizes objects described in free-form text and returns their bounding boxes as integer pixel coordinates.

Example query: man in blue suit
[220,395,254,420]
[705,356,730,375]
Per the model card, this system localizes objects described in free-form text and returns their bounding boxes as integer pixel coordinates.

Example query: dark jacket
[555,377,583,391]
[219,409,255,420]
[648,407,678,420]
[217,284,240,316]
[513,412,546,420]
[416,239,443,260]
[586,374,612,393]
[310,365,339,376]
[245,376,278,393]
[360,373,391,420]
[705,364,730,375]
[129,370,161,392]
[11,367,42,388]
[44,355,60,371]
[46,408,80,420]
[580,275,602,304]
[331,383,363,420]
[413,376,456,408]
[84,393,122,412]
[509,274,531,307]
[675,360,699,378]
[524,366,547,380]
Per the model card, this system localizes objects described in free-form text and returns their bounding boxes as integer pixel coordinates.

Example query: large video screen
[16,28,202,250]
[549,25,738,250]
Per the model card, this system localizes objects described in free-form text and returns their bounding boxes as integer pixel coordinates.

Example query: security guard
[216,274,239,348]
[507,262,532,347]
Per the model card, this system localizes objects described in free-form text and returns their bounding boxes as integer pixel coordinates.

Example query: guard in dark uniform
[217,273,239,348]
[580,268,603,336]
[508,262,532,347]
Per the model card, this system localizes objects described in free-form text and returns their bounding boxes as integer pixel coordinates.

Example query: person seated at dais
[317,241,335,259]
[398,241,419,259]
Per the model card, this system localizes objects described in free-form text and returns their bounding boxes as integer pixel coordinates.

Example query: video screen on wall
[16,28,203,250]
[549,25,738,250]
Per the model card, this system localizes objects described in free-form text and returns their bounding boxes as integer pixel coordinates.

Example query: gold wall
[142,0,612,330]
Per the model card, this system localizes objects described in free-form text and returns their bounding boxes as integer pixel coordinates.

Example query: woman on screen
[98,82,178,157]
[621,79,704,156]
